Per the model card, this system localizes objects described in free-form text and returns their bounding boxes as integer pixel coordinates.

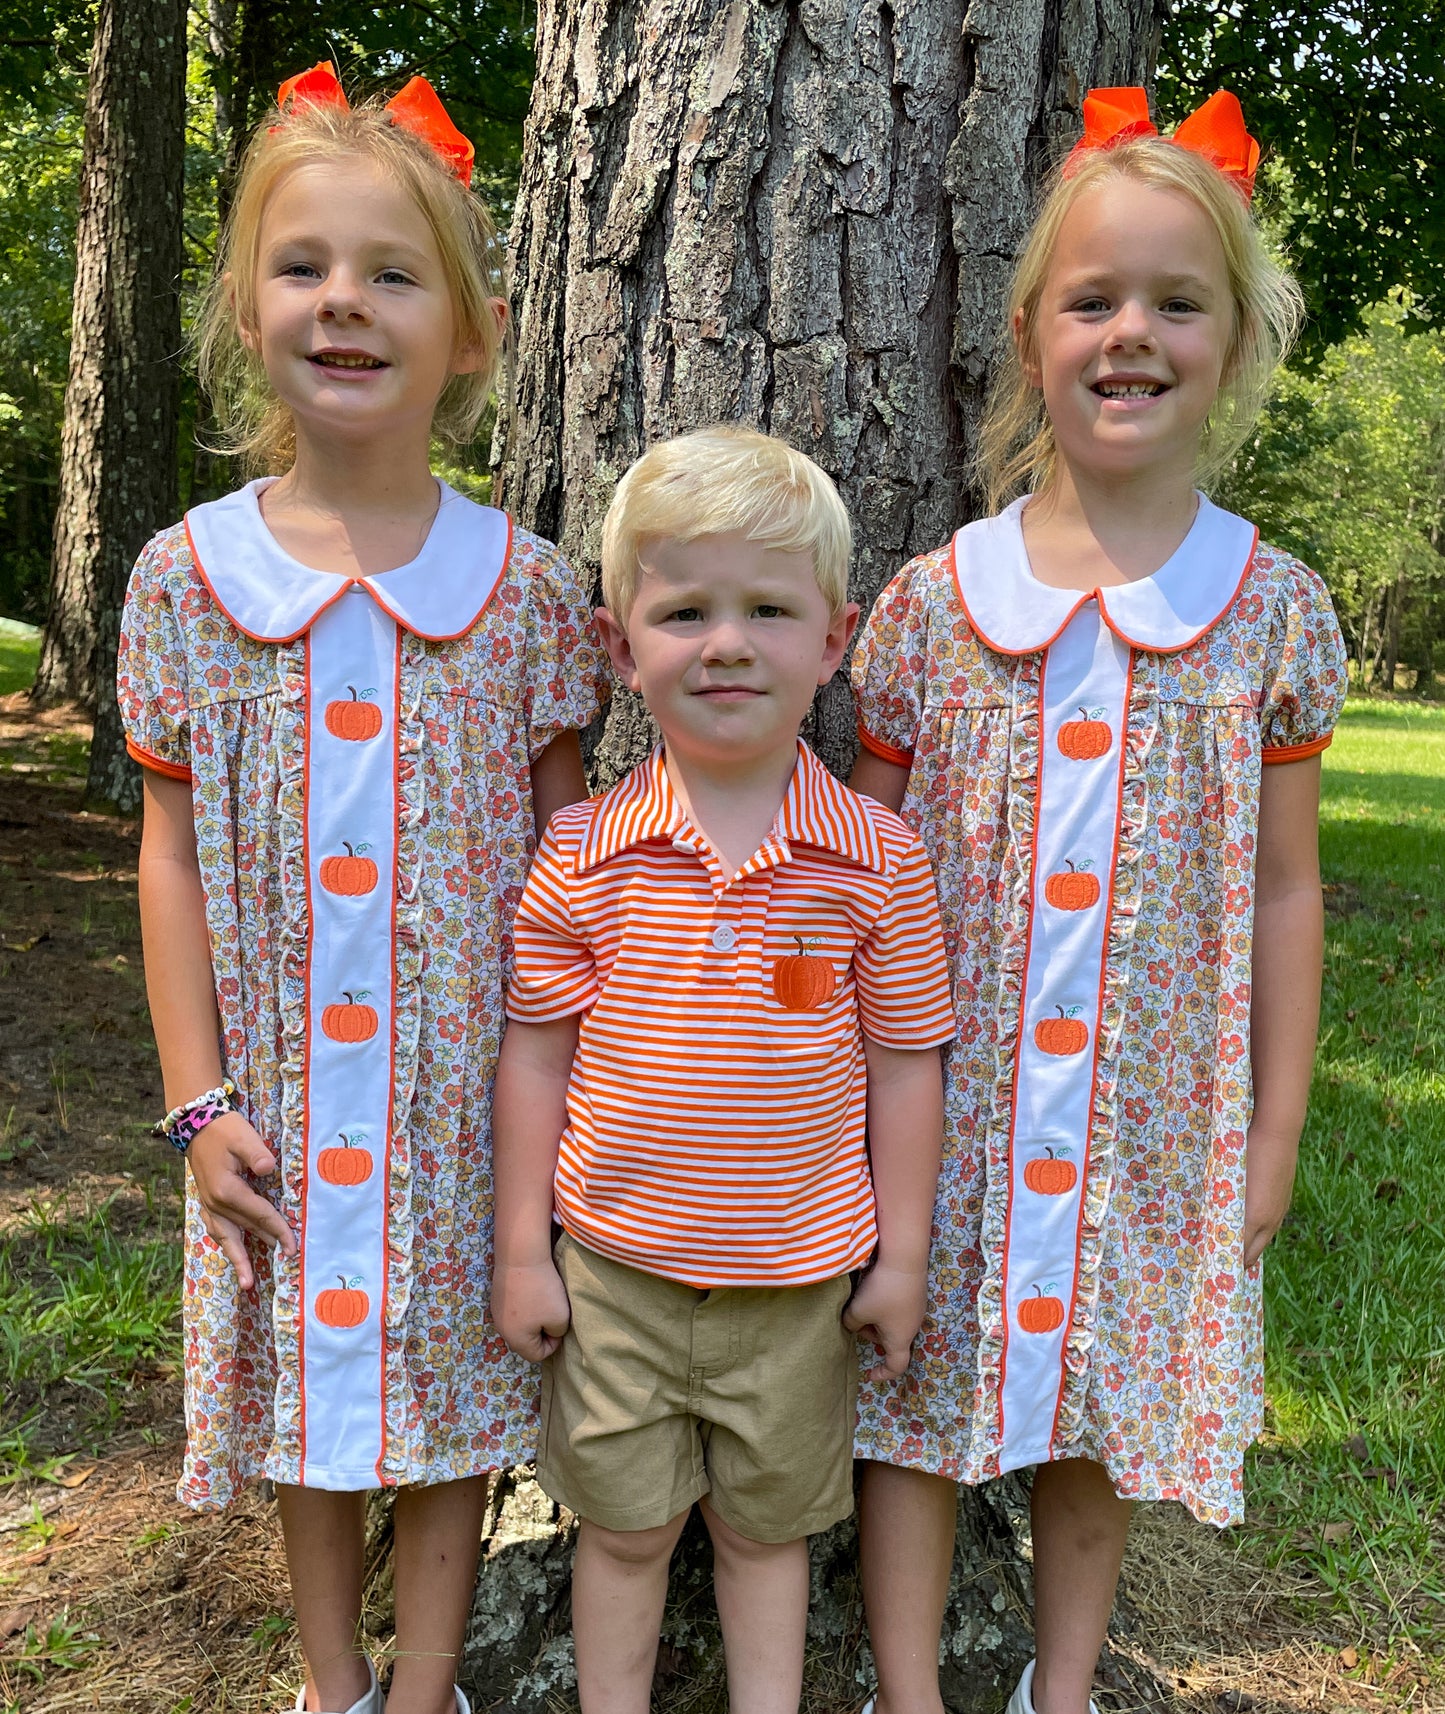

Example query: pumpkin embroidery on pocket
[771,936,837,1011]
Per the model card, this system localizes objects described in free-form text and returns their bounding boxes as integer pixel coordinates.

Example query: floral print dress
[118,479,611,1508]
[850,496,1346,1526]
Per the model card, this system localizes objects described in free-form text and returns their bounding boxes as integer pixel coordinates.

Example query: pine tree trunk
[499,0,1162,786]
[32,0,187,814]
[474,3,1166,1708]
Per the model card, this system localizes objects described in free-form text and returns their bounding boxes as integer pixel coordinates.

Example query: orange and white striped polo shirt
[506,742,955,1287]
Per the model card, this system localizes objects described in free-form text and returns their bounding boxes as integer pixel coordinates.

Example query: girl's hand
[843,1261,928,1382]
[185,1111,297,1291]
[492,1260,571,1362]
[1242,1123,1300,1269]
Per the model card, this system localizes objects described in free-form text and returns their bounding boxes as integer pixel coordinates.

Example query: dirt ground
[0,694,1437,1714]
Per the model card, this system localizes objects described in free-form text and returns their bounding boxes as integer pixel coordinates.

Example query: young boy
[491,425,954,1714]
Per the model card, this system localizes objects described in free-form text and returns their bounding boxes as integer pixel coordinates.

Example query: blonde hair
[196,93,508,473]
[977,134,1303,511]
[600,426,853,618]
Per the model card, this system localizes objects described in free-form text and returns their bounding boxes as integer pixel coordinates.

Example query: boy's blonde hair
[196,93,508,474]
[977,134,1303,511]
[600,426,852,619]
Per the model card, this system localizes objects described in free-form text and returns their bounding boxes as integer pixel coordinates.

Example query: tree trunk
[1380,568,1406,693]
[477,3,1165,1708]
[31,0,187,815]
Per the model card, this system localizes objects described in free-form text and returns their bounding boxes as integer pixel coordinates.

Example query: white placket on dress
[951,495,1259,1474]
[185,479,511,1488]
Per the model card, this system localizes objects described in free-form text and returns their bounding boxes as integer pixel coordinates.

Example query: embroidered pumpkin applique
[324,686,382,742]
[320,842,378,895]
[1022,1147,1077,1195]
[1034,1005,1088,1056]
[317,1131,374,1185]
[771,937,837,1011]
[1043,859,1100,911]
[1018,1284,1066,1334]
[316,1275,370,1328]
[322,991,380,1043]
[1056,706,1111,760]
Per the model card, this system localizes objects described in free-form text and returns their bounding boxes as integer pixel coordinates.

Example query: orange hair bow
[1064,87,1259,203]
[276,59,475,187]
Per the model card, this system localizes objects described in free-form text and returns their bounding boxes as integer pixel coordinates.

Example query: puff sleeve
[1258,551,1348,764]
[850,559,935,767]
[116,530,193,782]
[513,530,614,762]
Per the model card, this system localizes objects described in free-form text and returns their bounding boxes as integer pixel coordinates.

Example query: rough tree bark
[32,0,186,814]
[470,3,1166,1710]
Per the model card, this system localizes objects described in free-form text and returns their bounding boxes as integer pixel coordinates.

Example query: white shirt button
[711,924,737,952]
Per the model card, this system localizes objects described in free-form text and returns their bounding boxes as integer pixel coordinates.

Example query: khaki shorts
[537,1233,857,1543]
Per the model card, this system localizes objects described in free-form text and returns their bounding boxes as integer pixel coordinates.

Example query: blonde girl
[118,64,610,1714]
[847,90,1347,1714]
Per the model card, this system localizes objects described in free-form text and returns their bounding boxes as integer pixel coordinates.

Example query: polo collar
[951,494,1258,656]
[184,478,513,643]
[578,742,888,874]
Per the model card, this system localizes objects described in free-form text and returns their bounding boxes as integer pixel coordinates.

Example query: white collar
[951,494,1258,655]
[184,478,512,643]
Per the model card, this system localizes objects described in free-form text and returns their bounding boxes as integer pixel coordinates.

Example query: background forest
[1,1,1445,696]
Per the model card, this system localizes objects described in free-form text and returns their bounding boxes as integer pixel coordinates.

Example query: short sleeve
[852,833,955,1047]
[513,531,614,762]
[1258,552,1348,764]
[116,530,193,782]
[851,562,931,766]
[505,816,600,1022]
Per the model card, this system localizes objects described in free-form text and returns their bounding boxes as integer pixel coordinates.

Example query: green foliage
[1219,298,1445,688]
[1161,3,1445,351]
[1249,701,1445,1638]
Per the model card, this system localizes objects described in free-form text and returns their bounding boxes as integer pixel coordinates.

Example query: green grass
[0,623,38,695]
[0,1193,182,1482]
[1247,699,1445,1646]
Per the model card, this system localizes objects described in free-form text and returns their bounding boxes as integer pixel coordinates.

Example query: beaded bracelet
[153,1079,239,1154]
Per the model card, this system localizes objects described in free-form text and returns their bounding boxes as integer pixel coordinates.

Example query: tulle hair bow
[1064,87,1259,203]
[275,60,475,187]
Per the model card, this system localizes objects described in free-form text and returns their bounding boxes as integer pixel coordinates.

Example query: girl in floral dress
[848,90,1347,1714]
[117,65,609,1714]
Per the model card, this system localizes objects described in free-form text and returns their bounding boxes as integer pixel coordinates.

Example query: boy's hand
[185,1111,297,1291]
[492,1260,571,1361]
[844,1261,928,1382]
[1242,1122,1300,1269]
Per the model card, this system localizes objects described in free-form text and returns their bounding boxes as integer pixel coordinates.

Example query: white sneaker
[292,1658,382,1714]
[454,1689,472,1714]
[1006,1659,1101,1714]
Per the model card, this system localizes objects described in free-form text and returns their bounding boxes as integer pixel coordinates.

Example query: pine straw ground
[0,690,1440,1713]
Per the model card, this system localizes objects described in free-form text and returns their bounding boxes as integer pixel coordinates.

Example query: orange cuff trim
[126,737,193,782]
[1262,732,1333,765]
[856,722,914,767]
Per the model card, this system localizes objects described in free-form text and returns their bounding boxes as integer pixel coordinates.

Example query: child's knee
[580,1509,689,1569]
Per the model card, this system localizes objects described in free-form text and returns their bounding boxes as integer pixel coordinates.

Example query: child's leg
[857,1461,955,1714]
[572,1509,691,1714]
[387,1474,489,1714]
[277,1485,370,1711]
[700,1497,808,1714]
[1029,1459,1133,1714]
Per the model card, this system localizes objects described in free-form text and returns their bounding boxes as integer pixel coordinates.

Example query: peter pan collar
[951,494,1258,655]
[578,742,888,874]
[184,478,512,643]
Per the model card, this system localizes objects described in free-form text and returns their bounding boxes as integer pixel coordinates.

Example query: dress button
[711,924,737,952]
